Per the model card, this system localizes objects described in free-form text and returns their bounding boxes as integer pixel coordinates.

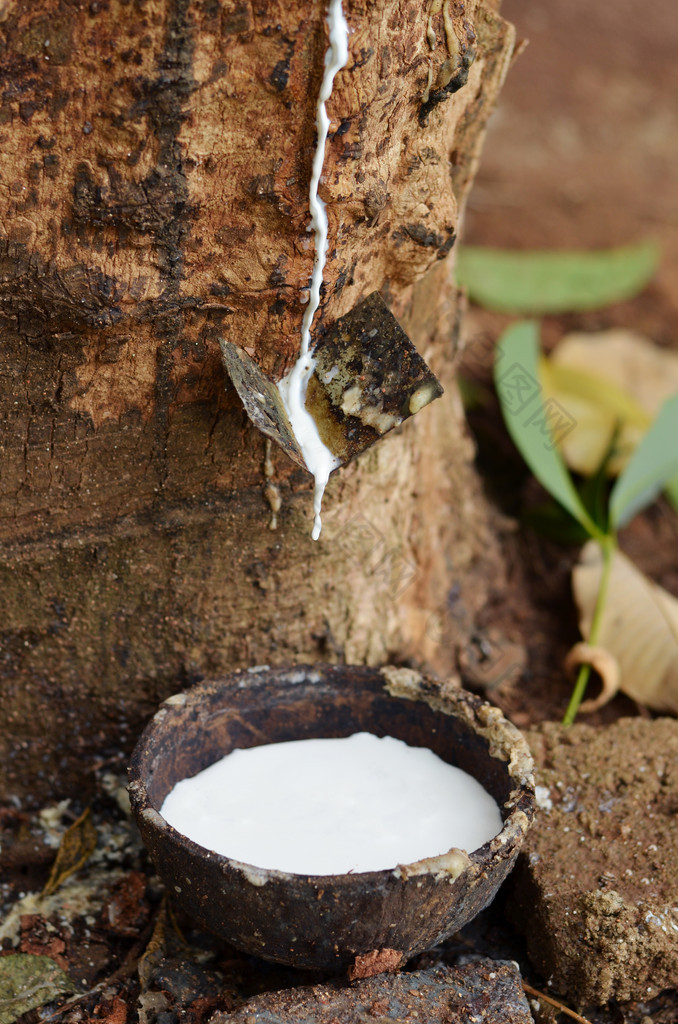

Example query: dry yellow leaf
[540,329,678,475]
[42,808,97,897]
[570,540,678,713]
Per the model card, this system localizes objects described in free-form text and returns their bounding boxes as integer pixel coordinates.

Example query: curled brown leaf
[571,541,678,713]
[43,808,97,897]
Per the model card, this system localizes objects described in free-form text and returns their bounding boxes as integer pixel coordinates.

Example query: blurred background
[466,0,677,321]
[454,0,678,728]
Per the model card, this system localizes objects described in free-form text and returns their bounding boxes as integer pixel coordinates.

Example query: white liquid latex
[160,732,503,876]
[277,0,349,540]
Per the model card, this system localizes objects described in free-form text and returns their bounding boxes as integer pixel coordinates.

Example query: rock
[507,718,678,1006]
[148,958,223,1006]
[209,959,533,1023]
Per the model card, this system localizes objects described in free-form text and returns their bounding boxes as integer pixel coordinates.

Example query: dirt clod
[347,948,403,981]
[507,718,678,1006]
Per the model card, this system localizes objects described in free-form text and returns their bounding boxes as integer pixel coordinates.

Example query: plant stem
[562,535,616,727]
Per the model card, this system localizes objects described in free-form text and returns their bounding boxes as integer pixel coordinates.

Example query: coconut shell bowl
[128,664,535,971]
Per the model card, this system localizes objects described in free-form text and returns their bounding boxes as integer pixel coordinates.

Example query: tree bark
[0,0,515,803]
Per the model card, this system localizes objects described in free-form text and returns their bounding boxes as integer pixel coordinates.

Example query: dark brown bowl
[128,664,535,970]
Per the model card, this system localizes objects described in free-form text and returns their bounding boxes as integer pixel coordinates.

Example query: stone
[209,959,533,1023]
[506,718,678,1006]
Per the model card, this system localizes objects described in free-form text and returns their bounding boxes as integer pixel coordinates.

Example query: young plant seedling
[494,321,678,724]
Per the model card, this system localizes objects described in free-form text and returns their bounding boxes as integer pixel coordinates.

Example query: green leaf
[494,321,599,536]
[456,241,659,314]
[610,395,678,528]
[0,955,76,1024]
[665,474,678,513]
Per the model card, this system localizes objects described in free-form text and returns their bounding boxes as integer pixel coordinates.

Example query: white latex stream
[277,0,349,541]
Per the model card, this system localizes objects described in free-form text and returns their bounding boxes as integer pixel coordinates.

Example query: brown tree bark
[0,0,515,803]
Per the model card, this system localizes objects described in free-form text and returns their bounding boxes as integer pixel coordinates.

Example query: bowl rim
[128,663,535,887]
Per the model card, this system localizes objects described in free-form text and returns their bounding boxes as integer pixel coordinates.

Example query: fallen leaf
[0,954,76,1024]
[540,329,678,475]
[564,643,620,713]
[19,914,67,970]
[94,994,128,1024]
[138,897,168,990]
[43,807,97,897]
[456,240,658,314]
[105,870,149,936]
[571,540,678,712]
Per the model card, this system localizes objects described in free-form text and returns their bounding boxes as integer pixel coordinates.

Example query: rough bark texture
[0,0,515,803]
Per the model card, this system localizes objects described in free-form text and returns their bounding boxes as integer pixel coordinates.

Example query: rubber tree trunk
[0,0,515,803]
